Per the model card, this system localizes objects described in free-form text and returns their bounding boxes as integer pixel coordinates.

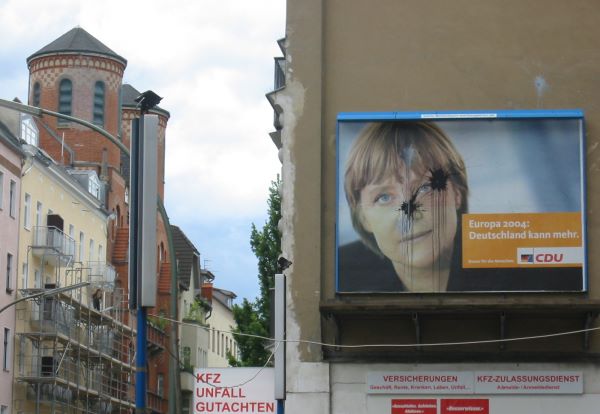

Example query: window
[182,346,191,368]
[32,82,41,106]
[89,239,94,263]
[93,81,105,126]
[35,201,42,227]
[24,193,31,229]
[8,180,15,218]
[88,173,101,199]
[98,244,103,262]
[21,115,39,146]
[79,232,85,262]
[34,269,40,289]
[157,373,164,397]
[3,328,9,371]
[18,336,25,375]
[58,79,72,121]
[212,328,215,352]
[21,262,28,290]
[0,405,6,414]
[6,253,13,293]
[182,394,191,414]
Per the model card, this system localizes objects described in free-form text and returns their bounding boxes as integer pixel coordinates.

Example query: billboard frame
[335,109,587,294]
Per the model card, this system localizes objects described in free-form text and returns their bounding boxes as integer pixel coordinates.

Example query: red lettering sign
[441,399,489,414]
[535,253,564,263]
[392,399,437,414]
[196,372,221,384]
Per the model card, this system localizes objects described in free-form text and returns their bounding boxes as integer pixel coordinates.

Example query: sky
[0,0,286,303]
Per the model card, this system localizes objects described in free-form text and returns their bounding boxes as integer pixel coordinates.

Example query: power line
[150,313,600,349]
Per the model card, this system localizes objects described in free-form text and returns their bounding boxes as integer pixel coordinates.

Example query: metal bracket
[412,312,421,350]
[499,312,507,351]
[583,312,597,351]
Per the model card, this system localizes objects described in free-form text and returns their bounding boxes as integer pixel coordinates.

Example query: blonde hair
[344,121,468,255]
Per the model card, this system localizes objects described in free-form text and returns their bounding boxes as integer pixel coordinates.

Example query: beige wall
[280,0,600,360]
[18,159,108,291]
[207,292,238,367]
[179,269,209,370]
[13,156,110,412]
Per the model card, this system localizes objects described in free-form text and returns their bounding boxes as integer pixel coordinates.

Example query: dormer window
[93,81,105,126]
[88,173,101,199]
[20,114,39,146]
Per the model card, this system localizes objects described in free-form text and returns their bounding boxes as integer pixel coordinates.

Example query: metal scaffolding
[14,226,135,413]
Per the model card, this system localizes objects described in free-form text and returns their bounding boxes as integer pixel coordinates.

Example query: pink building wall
[0,137,21,413]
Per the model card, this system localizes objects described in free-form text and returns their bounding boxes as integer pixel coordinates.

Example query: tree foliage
[230,176,281,366]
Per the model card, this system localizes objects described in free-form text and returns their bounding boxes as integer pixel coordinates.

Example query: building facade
[207,287,239,368]
[13,142,131,413]
[171,225,212,414]
[271,1,600,413]
[0,110,24,414]
[19,26,176,413]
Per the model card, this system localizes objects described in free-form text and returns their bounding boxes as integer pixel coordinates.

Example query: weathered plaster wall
[281,0,600,413]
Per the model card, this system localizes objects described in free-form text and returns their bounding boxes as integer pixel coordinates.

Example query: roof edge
[27,50,127,67]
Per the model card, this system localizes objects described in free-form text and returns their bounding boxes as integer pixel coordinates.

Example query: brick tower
[26,27,128,240]
[25,27,174,413]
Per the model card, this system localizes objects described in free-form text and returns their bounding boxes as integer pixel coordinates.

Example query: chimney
[201,283,213,302]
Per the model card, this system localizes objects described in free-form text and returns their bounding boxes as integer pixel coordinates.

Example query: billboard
[336,110,586,293]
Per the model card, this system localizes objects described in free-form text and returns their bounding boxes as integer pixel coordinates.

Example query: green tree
[230,176,281,366]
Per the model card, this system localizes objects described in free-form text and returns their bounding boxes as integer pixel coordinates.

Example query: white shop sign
[368,371,583,395]
[474,371,583,394]
[367,372,474,394]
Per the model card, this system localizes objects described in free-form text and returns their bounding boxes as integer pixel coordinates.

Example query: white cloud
[0,0,286,301]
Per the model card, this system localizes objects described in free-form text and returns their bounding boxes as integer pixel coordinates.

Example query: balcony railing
[18,355,103,393]
[32,226,76,262]
[147,324,166,355]
[88,261,116,286]
[147,390,167,413]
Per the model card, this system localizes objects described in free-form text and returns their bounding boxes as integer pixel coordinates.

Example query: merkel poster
[336,110,585,293]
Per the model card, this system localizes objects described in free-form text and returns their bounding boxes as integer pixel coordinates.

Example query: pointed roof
[171,225,200,290]
[27,27,127,66]
[0,119,23,155]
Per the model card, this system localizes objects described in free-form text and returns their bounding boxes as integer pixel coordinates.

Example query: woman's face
[358,168,460,270]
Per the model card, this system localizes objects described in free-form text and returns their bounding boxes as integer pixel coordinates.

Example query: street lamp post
[0,98,129,154]
[0,282,90,315]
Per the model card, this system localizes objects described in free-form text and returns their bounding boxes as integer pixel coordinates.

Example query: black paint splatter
[429,168,450,191]
[399,193,421,219]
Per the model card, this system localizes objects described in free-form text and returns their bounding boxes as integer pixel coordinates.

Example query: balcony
[181,370,195,393]
[147,390,167,413]
[147,323,166,355]
[88,261,116,287]
[31,226,75,266]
